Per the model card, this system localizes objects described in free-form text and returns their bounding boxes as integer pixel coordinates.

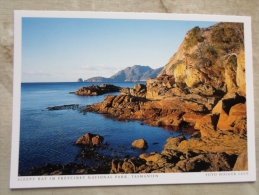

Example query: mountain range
[84,65,163,82]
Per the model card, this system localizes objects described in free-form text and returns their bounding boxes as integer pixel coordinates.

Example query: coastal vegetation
[25,22,247,175]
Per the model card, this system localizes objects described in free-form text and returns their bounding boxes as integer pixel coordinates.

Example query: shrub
[211,24,244,53]
[185,27,205,49]
[192,43,218,68]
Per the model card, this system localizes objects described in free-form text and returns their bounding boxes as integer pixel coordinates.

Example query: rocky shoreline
[74,84,121,96]
[25,22,248,175]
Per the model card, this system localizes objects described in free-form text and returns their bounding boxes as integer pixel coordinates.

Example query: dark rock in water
[76,133,104,146]
[47,104,79,110]
[75,84,121,96]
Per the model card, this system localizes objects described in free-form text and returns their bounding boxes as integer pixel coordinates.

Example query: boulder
[162,136,186,155]
[76,133,103,146]
[132,139,148,149]
[92,135,103,146]
[194,114,218,137]
[216,102,246,131]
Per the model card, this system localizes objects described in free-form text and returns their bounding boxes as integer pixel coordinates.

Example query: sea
[19,82,190,174]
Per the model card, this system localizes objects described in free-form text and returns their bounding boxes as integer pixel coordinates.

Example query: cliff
[84,22,247,173]
[146,22,245,100]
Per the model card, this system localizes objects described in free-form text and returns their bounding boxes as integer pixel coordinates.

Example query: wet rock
[76,133,104,146]
[47,104,79,110]
[132,139,148,149]
[75,84,121,96]
[92,135,103,146]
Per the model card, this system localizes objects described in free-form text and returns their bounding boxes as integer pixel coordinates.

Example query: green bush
[211,24,244,53]
[185,27,205,49]
[192,43,218,68]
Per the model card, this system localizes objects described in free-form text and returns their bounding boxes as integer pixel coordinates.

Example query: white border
[10,11,256,189]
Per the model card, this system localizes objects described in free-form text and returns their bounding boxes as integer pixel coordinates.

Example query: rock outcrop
[75,84,121,96]
[23,22,249,176]
[47,104,79,110]
[111,150,237,173]
[121,84,147,98]
[84,22,247,173]
[76,133,104,146]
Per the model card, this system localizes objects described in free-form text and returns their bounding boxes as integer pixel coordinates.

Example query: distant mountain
[84,76,112,82]
[85,65,163,82]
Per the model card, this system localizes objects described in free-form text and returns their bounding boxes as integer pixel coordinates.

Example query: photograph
[10,11,255,188]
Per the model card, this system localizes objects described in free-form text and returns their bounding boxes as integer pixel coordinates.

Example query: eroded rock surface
[121,84,147,98]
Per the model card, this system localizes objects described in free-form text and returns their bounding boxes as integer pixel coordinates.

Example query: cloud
[23,70,54,77]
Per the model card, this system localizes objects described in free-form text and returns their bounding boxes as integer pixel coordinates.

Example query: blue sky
[22,17,217,82]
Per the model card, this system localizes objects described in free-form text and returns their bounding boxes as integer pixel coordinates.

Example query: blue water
[19,82,187,174]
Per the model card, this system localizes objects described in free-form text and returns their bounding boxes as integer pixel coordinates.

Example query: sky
[22,17,217,82]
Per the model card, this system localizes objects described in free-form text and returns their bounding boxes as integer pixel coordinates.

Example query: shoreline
[20,22,248,175]
[21,80,247,175]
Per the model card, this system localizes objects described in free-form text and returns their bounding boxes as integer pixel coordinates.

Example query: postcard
[10,11,256,188]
